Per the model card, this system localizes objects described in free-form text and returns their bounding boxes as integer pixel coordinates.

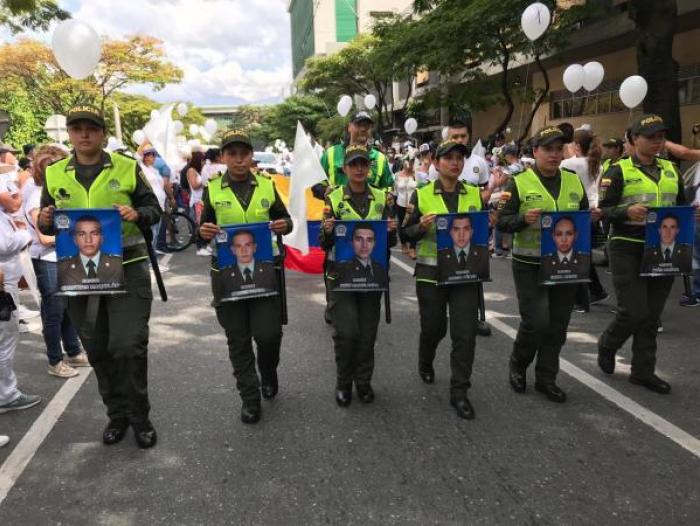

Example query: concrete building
[288,0,413,81]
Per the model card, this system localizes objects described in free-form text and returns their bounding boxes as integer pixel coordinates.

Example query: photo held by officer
[436,212,490,285]
[37,105,162,449]
[539,211,592,285]
[496,125,599,404]
[640,207,694,276]
[198,129,292,425]
[320,144,397,407]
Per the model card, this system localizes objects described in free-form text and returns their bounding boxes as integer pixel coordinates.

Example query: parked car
[253,152,283,175]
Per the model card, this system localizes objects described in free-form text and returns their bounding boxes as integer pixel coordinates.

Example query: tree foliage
[0,0,69,33]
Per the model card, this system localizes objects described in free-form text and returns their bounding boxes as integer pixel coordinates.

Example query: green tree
[0,79,49,146]
[260,95,329,146]
[0,0,69,32]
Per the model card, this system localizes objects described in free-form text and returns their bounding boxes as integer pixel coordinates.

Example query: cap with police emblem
[66,105,105,129]
[630,114,669,137]
[344,145,370,165]
[221,129,253,151]
[532,126,566,147]
[602,137,623,148]
[351,111,373,124]
[435,139,468,159]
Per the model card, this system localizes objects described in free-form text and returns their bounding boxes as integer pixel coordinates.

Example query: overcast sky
[42,0,293,107]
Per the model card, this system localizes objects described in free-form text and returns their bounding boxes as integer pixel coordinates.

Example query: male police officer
[403,140,484,420]
[320,145,396,406]
[497,126,595,404]
[315,111,393,198]
[597,115,696,393]
[199,130,292,424]
[38,105,161,448]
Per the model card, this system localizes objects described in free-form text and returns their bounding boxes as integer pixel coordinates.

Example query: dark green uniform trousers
[416,281,478,398]
[330,291,382,388]
[67,260,152,424]
[511,260,577,384]
[215,295,282,404]
[599,240,674,378]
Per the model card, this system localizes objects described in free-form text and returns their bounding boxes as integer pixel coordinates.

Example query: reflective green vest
[326,144,387,187]
[602,159,611,174]
[46,152,144,251]
[512,168,585,258]
[415,180,482,268]
[613,156,679,242]
[207,172,276,225]
[327,185,386,262]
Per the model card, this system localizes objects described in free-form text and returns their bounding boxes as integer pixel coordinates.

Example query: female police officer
[497,126,597,404]
[402,140,484,420]
[320,145,396,407]
[597,115,696,393]
[199,130,292,424]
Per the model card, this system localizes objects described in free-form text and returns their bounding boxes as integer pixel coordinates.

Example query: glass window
[597,92,611,114]
[571,97,584,117]
[611,92,625,113]
[583,96,597,115]
[551,100,563,120]
[689,78,700,104]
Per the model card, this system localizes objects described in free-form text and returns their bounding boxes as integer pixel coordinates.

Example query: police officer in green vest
[320,145,396,407]
[38,105,162,448]
[315,111,394,199]
[497,126,594,404]
[597,115,695,394]
[199,130,292,424]
[601,137,625,173]
[402,140,484,420]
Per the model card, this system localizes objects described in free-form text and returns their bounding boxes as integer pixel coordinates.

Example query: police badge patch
[335,224,347,237]
[216,230,228,243]
[541,215,553,228]
[108,179,121,191]
[261,198,270,209]
[55,214,70,230]
[436,217,449,230]
[647,211,657,224]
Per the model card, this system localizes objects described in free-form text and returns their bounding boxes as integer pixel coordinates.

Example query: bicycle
[163,207,196,252]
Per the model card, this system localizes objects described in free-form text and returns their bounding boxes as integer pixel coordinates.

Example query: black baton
[139,225,167,302]
[277,235,288,325]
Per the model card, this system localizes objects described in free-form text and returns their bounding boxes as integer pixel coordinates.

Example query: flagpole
[113,103,123,143]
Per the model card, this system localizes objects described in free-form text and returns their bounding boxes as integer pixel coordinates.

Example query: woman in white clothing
[394,158,418,258]
[560,128,608,308]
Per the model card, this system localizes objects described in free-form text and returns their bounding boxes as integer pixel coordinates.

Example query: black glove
[0,291,17,322]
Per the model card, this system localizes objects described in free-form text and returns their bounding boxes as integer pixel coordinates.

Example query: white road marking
[391,256,700,459]
[0,370,92,506]
[390,256,415,275]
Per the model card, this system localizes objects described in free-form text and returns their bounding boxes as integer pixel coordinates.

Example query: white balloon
[189,124,200,136]
[132,130,146,146]
[619,75,648,109]
[107,136,118,148]
[364,94,377,110]
[204,118,218,135]
[51,20,101,80]
[188,139,201,148]
[582,62,605,92]
[177,103,188,117]
[172,120,184,134]
[563,64,585,93]
[337,95,353,117]
[404,118,418,135]
[521,2,551,42]
[442,127,449,140]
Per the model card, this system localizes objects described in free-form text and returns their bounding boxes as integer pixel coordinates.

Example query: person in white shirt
[415,143,433,187]
[201,148,226,187]
[560,128,608,308]
[394,158,418,258]
[0,206,42,413]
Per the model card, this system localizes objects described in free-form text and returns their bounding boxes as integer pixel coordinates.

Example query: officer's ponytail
[574,129,602,182]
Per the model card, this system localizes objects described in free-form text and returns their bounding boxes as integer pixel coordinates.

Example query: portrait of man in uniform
[641,213,692,275]
[57,214,123,290]
[437,214,489,284]
[220,229,277,299]
[540,215,590,283]
[335,222,389,291]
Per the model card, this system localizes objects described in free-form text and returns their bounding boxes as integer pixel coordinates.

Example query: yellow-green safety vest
[46,152,146,264]
[512,168,585,258]
[415,181,482,268]
[612,156,679,242]
[327,185,386,262]
[327,144,387,187]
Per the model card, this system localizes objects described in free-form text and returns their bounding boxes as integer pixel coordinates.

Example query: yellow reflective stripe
[376,152,385,178]
[328,146,336,186]
[416,256,437,266]
[512,247,540,256]
[620,193,657,205]
[416,278,437,284]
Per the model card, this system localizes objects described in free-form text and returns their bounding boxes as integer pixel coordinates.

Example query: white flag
[283,122,327,254]
[471,139,486,158]
[143,104,179,174]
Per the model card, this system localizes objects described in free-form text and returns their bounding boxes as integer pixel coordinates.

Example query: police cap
[532,126,566,147]
[66,105,105,129]
[435,139,468,159]
[344,145,370,165]
[630,114,669,137]
[221,129,253,151]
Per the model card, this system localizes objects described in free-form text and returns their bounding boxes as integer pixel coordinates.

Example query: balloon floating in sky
[521,2,551,42]
[404,118,418,135]
[619,75,648,108]
[337,95,353,117]
[51,20,101,79]
[364,94,377,110]
[132,129,146,146]
[563,64,585,93]
[177,103,188,117]
[582,62,605,92]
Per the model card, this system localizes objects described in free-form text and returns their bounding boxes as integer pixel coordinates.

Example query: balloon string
[517,60,532,139]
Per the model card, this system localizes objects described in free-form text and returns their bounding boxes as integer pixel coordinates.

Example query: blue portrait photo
[215,222,278,301]
[436,212,490,285]
[641,206,694,276]
[54,208,124,295]
[539,211,591,285]
[332,220,389,292]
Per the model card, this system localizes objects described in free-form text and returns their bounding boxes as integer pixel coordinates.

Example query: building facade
[288,0,413,81]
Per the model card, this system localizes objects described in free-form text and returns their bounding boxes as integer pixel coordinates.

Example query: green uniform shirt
[320,143,394,189]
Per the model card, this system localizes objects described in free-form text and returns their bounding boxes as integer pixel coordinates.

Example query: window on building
[336,0,358,43]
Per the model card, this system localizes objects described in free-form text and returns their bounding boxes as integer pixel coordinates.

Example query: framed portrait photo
[331,220,389,292]
[640,206,694,277]
[539,211,592,286]
[436,212,490,286]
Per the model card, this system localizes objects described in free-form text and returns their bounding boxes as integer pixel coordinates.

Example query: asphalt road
[1,248,699,525]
